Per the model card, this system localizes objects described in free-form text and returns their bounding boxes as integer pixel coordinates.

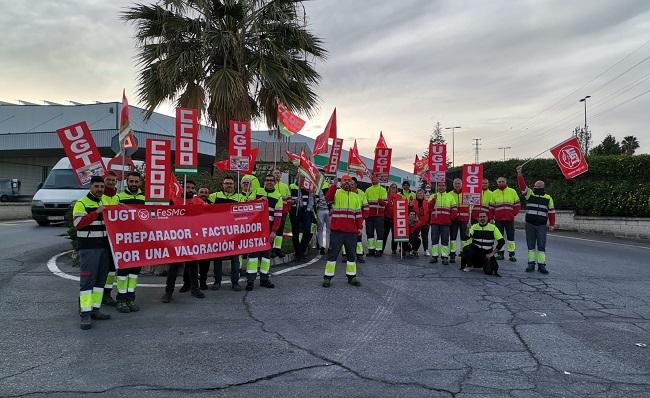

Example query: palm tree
[122,0,326,161]
[620,136,640,156]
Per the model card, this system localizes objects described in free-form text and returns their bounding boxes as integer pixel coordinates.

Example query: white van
[31,157,141,226]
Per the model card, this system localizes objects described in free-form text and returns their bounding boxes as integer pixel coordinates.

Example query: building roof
[0,102,413,182]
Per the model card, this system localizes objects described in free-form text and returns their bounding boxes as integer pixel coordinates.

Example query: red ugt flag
[550,136,589,179]
[313,108,337,155]
[120,90,137,151]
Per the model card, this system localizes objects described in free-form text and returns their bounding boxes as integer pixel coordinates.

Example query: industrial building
[0,101,413,196]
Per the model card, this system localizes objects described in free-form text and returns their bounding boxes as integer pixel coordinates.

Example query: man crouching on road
[460,212,505,277]
[73,176,112,330]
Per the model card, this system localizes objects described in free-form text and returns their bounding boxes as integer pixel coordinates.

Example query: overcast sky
[1,0,649,170]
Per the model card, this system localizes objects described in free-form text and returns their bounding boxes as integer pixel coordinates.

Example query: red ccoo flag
[313,108,336,155]
[347,140,368,176]
[550,136,589,179]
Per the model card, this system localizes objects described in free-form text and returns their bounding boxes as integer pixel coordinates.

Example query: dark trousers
[166,262,198,294]
[116,267,141,300]
[405,233,421,252]
[198,259,211,284]
[419,224,429,253]
[215,256,241,285]
[246,250,271,283]
[290,210,313,256]
[365,216,384,250]
[461,244,500,275]
[104,255,115,295]
[382,218,398,252]
[495,220,515,254]
[449,220,469,255]
[327,231,357,263]
[79,247,109,316]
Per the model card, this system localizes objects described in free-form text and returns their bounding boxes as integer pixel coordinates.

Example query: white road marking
[549,233,650,250]
[46,251,322,287]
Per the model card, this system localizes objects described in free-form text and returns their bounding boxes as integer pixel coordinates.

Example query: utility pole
[498,146,512,161]
[472,138,482,164]
[579,95,591,154]
[444,126,462,168]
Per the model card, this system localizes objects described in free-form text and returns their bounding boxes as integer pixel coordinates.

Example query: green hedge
[448,155,650,217]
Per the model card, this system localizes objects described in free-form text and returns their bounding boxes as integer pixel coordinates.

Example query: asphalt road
[1,220,649,397]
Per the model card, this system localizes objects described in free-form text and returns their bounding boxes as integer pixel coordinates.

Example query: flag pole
[183,174,187,205]
[519,149,549,168]
[120,145,126,192]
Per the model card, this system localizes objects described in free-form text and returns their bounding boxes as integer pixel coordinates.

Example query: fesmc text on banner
[428,143,447,183]
[550,136,589,179]
[175,107,198,173]
[146,139,171,203]
[462,164,483,206]
[324,138,344,176]
[56,121,107,185]
[392,198,409,242]
[229,120,251,172]
[373,147,392,183]
[104,200,271,269]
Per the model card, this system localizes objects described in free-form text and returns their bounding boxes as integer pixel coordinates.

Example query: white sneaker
[463,267,471,272]
[424,251,430,257]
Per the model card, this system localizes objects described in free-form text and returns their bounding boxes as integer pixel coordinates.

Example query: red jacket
[325,186,364,233]
[384,193,399,218]
[492,187,521,222]
[428,194,457,226]
[411,198,430,225]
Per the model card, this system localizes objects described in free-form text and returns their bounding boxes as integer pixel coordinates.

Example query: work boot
[191,289,205,298]
[179,284,190,293]
[347,276,361,287]
[274,248,286,259]
[357,255,366,264]
[430,256,438,264]
[80,315,92,330]
[538,264,549,274]
[376,250,383,257]
[442,257,449,265]
[126,300,139,312]
[319,248,325,255]
[161,292,172,303]
[210,282,221,291]
[391,250,397,255]
[200,281,208,290]
[496,252,505,261]
[116,299,131,313]
[232,283,242,292]
[368,249,376,257]
[322,278,331,288]
[260,279,275,289]
[246,281,254,291]
[102,294,116,306]
[509,253,517,262]
[525,262,535,272]
[450,254,456,263]
[90,310,111,320]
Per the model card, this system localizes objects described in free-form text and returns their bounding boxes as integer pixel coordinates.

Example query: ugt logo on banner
[229,120,251,172]
[56,121,107,185]
[461,164,483,206]
[428,143,446,183]
[373,147,392,183]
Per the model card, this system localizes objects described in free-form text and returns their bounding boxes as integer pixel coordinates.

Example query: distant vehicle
[0,178,21,202]
[31,157,141,226]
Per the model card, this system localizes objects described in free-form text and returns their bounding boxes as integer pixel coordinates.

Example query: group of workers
[73,165,555,330]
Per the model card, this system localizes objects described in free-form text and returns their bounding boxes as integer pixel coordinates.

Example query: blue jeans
[215,256,241,285]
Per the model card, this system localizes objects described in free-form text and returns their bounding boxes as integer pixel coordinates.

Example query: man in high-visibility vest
[471,178,494,223]
[492,176,521,261]
[114,172,146,313]
[101,171,118,306]
[364,174,388,257]
[428,181,458,265]
[322,175,363,287]
[289,176,315,261]
[448,178,471,263]
[207,176,243,291]
[247,174,283,291]
[461,211,505,277]
[272,168,290,258]
[517,166,556,274]
[73,176,111,330]
[400,180,416,202]
[349,177,369,263]
[314,180,331,256]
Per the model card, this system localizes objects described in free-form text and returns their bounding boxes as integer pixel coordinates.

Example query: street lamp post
[444,126,462,167]
[579,95,591,133]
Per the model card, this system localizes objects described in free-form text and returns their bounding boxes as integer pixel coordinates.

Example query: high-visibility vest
[428,192,457,225]
[492,187,521,221]
[353,189,369,219]
[469,223,503,251]
[449,190,470,222]
[255,188,283,228]
[209,191,241,204]
[330,189,363,233]
[365,184,388,217]
[117,189,145,204]
[524,190,555,226]
[399,189,415,202]
[471,189,494,220]
[73,193,110,249]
